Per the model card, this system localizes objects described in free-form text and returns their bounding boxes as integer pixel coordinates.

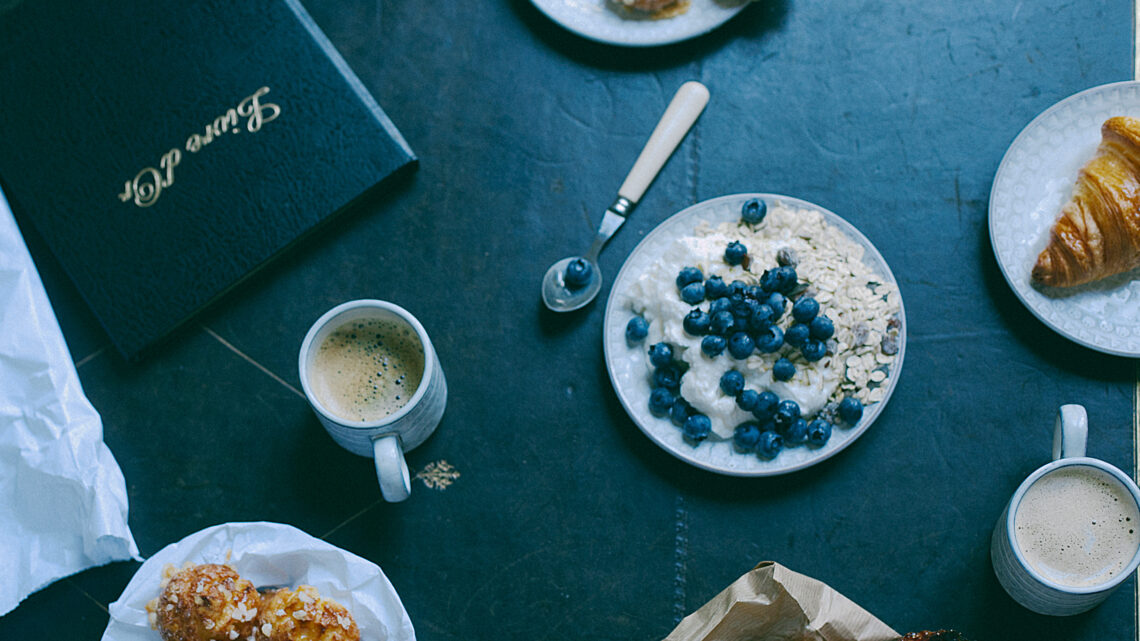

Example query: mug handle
[373,433,411,502]
[1052,404,1088,460]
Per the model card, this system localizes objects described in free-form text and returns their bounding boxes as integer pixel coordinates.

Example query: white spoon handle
[617,81,709,203]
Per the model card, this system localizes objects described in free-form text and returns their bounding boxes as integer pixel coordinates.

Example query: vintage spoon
[541,81,709,312]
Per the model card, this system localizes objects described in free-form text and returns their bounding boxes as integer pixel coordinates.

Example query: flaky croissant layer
[1032,116,1140,288]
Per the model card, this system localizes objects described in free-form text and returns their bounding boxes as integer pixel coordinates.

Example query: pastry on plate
[259,585,360,641]
[621,0,677,10]
[616,0,690,17]
[146,563,261,641]
[1032,116,1140,288]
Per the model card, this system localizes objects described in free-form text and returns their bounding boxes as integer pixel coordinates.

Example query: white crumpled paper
[102,521,416,641]
[0,188,139,616]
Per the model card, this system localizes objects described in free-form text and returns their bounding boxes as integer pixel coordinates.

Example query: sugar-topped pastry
[258,585,360,641]
[146,563,261,641]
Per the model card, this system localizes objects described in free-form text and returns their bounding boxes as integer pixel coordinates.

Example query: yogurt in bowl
[603,194,905,476]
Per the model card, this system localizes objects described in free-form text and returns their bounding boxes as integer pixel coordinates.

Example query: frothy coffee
[310,317,425,423]
[1014,466,1140,588]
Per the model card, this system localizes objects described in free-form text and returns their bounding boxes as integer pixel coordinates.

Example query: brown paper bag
[664,562,899,641]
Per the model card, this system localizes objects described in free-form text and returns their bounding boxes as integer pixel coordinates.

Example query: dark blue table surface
[2,1,1138,639]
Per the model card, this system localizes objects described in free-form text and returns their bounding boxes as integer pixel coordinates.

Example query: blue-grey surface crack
[672,493,689,625]
[686,68,702,205]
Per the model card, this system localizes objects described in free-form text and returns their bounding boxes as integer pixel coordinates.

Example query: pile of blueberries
[625,197,865,460]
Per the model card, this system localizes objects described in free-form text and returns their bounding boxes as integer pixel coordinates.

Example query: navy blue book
[0,0,416,359]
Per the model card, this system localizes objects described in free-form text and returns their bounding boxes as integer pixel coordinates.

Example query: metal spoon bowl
[541,255,602,312]
[540,81,709,312]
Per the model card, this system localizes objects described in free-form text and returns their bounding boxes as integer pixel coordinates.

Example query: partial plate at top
[990,80,1140,356]
[530,0,749,47]
[603,194,906,476]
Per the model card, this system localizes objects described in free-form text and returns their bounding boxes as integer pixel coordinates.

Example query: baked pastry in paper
[663,561,898,641]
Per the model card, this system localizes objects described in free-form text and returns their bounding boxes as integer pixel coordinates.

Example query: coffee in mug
[309,317,425,423]
[1014,465,1140,588]
[991,404,1140,615]
[299,300,447,503]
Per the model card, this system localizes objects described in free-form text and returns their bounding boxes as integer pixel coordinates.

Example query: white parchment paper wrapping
[102,522,416,641]
[0,188,138,615]
[665,562,898,641]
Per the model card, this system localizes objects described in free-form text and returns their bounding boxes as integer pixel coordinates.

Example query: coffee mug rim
[1005,457,1140,595]
[298,299,436,431]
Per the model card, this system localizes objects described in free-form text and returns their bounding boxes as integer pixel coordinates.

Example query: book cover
[0,0,417,359]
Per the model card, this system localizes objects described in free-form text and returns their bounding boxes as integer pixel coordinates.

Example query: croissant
[1031,116,1140,288]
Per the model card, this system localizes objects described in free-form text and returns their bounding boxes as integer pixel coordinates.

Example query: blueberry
[675,266,704,289]
[625,316,649,343]
[728,280,748,297]
[801,338,827,362]
[648,387,675,416]
[792,296,820,323]
[669,398,692,426]
[741,197,768,225]
[733,422,762,451]
[762,266,797,294]
[809,315,835,340]
[759,269,777,293]
[680,282,706,304]
[704,275,730,299]
[807,419,833,447]
[728,332,755,359]
[773,266,798,293]
[784,418,809,445]
[785,323,810,347]
[648,342,673,368]
[736,389,760,411]
[772,357,795,381]
[719,370,745,396]
[682,414,712,442]
[724,241,748,266]
[731,295,754,319]
[701,334,727,357]
[751,390,779,421]
[564,258,593,289]
[756,430,784,459]
[749,303,775,332]
[731,314,750,333]
[683,309,711,336]
[709,310,735,335]
[838,396,864,425]
[709,297,732,315]
[755,325,785,353]
[766,292,787,319]
[773,399,801,429]
[744,285,764,300]
[653,365,681,390]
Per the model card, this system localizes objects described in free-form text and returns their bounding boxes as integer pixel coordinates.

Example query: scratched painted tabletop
[1,1,1138,639]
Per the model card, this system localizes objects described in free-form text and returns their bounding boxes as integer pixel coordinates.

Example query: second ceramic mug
[991,404,1140,615]
[298,300,447,502]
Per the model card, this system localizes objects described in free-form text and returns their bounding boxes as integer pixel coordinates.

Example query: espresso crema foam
[310,317,425,423]
[1014,466,1140,588]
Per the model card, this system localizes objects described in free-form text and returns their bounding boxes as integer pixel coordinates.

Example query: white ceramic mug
[991,404,1140,615]
[299,300,447,502]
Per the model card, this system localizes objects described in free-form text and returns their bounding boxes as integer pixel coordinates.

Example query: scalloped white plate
[531,0,749,47]
[603,194,906,476]
[990,81,1140,357]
